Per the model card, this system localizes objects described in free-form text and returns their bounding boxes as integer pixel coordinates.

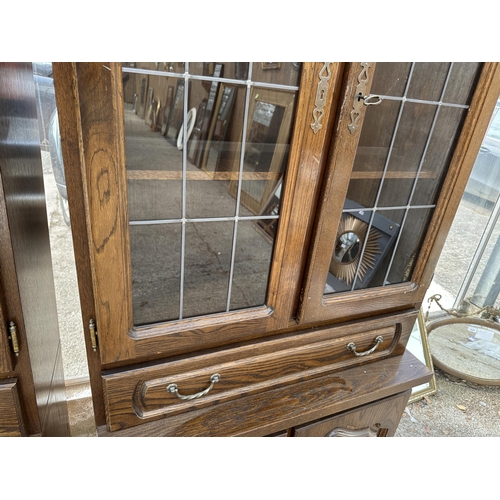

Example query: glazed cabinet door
[298,62,500,325]
[53,62,345,367]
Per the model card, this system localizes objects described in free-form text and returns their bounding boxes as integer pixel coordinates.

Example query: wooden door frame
[297,62,500,326]
[53,62,345,368]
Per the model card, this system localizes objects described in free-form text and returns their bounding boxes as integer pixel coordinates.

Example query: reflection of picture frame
[253,180,282,244]
[187,99,207,166]
[228,88,295,215]
[196,63,224,165]
[202,62,215,92]
[160,86,175,136]
[144,86,154,126]
[201,83,237,172]
[149,98,161,131]
[137,75,148,118]
[407,310,437,403]
[261,62,281,70]
[235,62,249,80]
[166,80,185,141]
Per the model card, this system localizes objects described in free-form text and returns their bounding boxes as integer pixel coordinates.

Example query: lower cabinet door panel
[0,379,26,437]
[102,311,417,432]
[292,390,411,437]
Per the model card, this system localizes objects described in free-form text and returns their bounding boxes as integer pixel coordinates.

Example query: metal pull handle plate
[348,62,384,133]
[347,335,384,357]
[167,374,221,401]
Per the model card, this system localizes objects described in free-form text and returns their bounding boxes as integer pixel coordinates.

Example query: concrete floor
[396,368,500,437]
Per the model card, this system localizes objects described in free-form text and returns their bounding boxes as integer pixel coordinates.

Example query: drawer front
[292,390,411,437]
[102,310,417,432]
[0,378,26,437]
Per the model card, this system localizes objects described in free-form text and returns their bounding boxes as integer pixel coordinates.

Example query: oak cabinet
[52,62,500,436]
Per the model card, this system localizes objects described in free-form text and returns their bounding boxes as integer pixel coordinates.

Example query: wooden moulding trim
[52,62,107,425]
[97,350,432,437]
[0,181,15,374]
[411,62,500,289]
[116,309,417,376]
[129,305,273,340]
[269,62,345,328]
[75,63,136,365]
[297,63,376,324]
[322,282,419,307]
[321,281,419,308]
[127,170,283,181]
[264,62,325,315]
[0,378,26,436]
[105,319,407,429]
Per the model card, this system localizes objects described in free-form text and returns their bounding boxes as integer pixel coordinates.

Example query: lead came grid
[123,63,299,320]
[348,62,471,290]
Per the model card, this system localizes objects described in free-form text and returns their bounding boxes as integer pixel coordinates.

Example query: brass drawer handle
[166,374,221,401]
[347,336,384,357]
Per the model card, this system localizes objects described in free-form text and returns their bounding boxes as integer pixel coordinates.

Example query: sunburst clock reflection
[329,214,382,286]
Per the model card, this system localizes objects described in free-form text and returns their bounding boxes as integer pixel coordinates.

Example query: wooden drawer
[98,351,431,437]
[102,310,417,432]
[0,378,26,437]
[292,390,411,437]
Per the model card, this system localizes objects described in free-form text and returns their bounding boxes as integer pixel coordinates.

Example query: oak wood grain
[97,350,430,437]
[297,62,380,324]
[292,390,410,437]
[58,61,497,438]
[74,62,136,365]
[0,379,25,436]
[58,63,352,366]
[102,310,416,431]
[268,63,345,329]
[127,170,283,181]
[52,62,109,425]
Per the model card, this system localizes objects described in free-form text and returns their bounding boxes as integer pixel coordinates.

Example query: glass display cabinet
[52,62,499,436]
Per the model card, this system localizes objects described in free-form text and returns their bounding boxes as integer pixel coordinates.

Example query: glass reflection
[130,224,182,325]
[326,62,479,297]
[122,63,298,325]
[335,232,361,263]
[230,219,275,311]
[253,63,301,87]
[234,88,295,215]
[182,221,234,318]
